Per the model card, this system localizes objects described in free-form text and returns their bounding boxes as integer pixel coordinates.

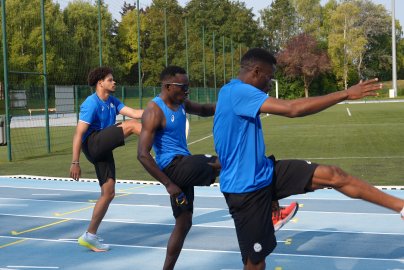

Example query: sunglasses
[166,83,189,92]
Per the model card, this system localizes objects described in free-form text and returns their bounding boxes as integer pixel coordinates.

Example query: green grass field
[1,102,404,185]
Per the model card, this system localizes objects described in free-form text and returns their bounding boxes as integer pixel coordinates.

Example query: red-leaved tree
[277,34,331,97]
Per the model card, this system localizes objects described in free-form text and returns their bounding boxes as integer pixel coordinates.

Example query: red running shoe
[272,201,299,231]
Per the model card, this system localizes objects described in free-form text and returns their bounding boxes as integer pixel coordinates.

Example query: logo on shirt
[253,243,262,252]
[101,106,105,111]
[182,108,185,115]
[171,115,175,122]
[306,160,312,164]
[110,103,114,108]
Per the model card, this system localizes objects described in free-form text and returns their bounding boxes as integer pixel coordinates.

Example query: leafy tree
[120,1,137,16]
[141,0,184,86]
[114,7,146,85]
[354,0,392,80]
[260,0,298,52]
[3,0,70,86]
[292,0,322,37]
[63,0,115,84]
[328,1,366,89]
[397,38,404,80]
[185,0,262,86]
[277,33,331,97]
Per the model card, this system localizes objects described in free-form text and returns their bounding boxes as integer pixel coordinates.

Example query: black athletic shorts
[163,154,218,218]
[223,156,318,265]
[81,123,125,186]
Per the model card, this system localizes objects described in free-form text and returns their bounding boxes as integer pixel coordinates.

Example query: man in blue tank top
[137,66,220,270]
[213,48,404,270]
[70,67,143,252]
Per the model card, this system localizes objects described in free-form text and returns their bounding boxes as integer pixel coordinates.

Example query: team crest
[171,115,175,122]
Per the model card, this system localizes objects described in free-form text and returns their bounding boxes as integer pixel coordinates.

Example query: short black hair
[240,48,277,68]
[160,65,187,81]
[87,67,113,87]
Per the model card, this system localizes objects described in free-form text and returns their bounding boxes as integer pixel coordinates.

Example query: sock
[400,206,404,219]
[86,232,97,239]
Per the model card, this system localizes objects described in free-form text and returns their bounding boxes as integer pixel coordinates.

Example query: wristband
[71,161,80,164]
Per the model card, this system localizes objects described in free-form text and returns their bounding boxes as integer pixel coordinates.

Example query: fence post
[41,0,50,153]
[1,0,12,160]
[75,85,79,123]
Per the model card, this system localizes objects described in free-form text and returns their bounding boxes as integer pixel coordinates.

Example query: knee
[130,120,142,135]
[102,189,115,202]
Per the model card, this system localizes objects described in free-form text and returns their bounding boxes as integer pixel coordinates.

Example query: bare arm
[260,78,382,117]
[70,121,89,181]
[119,106,144,119]
[137,102,182,197]
[184,99,215,116]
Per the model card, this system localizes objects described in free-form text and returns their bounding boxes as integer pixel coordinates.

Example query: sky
[56,0,404,29]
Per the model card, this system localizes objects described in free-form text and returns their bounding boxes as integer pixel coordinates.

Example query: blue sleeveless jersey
[152,96,190,169]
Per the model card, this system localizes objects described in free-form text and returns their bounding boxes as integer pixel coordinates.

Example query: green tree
[63,0,115,84]
[141,0,184,86]
[328,1,366,89]
[292,0,322,37]
[357,0,399,80]
[3,0,69,86]
[260,0,298,52]
[114,6,145,85]
[185,0,262,86]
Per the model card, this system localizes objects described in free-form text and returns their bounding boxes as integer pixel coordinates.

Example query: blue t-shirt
[79,93,125,142]
[213,79,274,193]
[152,96,191,170]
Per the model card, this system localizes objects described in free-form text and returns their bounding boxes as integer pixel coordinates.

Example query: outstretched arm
[260,78,382,117]
[119,106,144,119]
[137,102,182,197]
[184,99,215,117]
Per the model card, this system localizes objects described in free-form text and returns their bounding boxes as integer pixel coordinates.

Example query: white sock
[86,232,97,239]
[400,206,404,218]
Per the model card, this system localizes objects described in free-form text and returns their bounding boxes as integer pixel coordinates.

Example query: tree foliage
[260,0,298,52]
[0,0,403,97]
[277,33,331,97]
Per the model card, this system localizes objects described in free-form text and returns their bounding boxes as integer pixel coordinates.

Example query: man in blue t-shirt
[137,66,220,270]
[213,48,404,270]
[70,67,143,252]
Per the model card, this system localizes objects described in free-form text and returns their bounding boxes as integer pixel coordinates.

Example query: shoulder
[142,101,164,128]
[109,95,121,102]
[81,94,97,108]
[145,100,163,116]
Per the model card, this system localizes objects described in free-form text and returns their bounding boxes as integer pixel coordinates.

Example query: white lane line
[31,194,61,196]
[57,239,77,242]
[1,213,403,235]
[346,107,352,116]
[7,267,59,269]
[271,252,404,262]
[301,156,404,160]
[188,134,213,145]
[1,235,403,262]
[0,204,28,207]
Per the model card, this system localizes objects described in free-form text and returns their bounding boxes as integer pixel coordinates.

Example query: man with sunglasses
[137,65,219,270]
[137,65,298,269]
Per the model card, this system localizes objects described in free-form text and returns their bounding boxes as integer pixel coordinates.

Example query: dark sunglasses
[166,82,189,92]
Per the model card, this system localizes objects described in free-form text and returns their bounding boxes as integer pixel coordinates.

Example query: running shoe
[272,201,299,231]
[78,232,110,252]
